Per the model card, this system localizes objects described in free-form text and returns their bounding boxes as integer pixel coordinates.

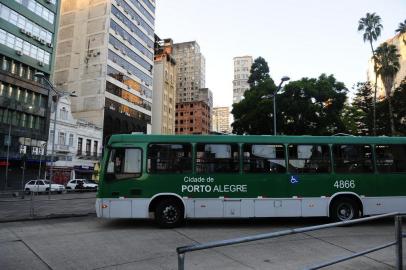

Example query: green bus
[96,134,406,227]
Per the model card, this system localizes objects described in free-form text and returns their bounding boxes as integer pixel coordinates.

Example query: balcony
[54,144,71,153]
[76,150,102,160]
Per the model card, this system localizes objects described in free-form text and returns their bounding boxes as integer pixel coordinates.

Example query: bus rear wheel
[331,198,360,222]
[155,199,184,228]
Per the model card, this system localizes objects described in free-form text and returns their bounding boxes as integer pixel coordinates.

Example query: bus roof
[107,134,406,146]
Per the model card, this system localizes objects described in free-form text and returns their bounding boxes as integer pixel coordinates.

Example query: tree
[277,74,347,135]
[247,57,270,88]
[374,42,400,135]
[396,19,406,44]
[232,73,348,135]
[358,12,383,135]
[351,82,374,135]
[232,79,277,134]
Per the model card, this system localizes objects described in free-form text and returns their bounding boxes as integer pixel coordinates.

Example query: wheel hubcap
[163,205,178,223]
[337,203,354,221]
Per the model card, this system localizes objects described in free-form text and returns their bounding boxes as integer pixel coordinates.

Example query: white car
[24,180,65,194]
[66,179,98,191]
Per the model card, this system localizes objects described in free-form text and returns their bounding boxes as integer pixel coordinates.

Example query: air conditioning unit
[38,61,44,66]
[47,42,53,48]
[20,28,26,34]
[40,39,46,44]
[16,50,23,56]
[113,45,119,50]
[127,70,132,75]
[122,50,126,55]
[45,0,52,3]
[26,31,32,37]
[33,35,40,41]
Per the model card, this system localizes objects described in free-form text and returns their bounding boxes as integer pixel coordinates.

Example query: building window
[58,132,66,145]
[93,141,98,157]
[69,134,74,146]
[77,137,83,155]
[86,139,91,156]
[60,107,68,120]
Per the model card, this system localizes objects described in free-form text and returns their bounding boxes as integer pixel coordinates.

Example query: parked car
[66,179,98,191]
[24,180,65,194]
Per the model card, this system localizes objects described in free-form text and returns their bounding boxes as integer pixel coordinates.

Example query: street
[0,204,405,270]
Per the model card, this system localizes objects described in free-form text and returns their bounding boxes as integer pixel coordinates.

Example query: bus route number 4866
[334,180,355,189]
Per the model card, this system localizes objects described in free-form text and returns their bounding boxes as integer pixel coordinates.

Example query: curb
[0,212,96,223]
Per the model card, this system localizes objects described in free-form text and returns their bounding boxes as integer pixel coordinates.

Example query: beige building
[54,0,155,144]
[367,32,406,99]
[152,36,176,134]
[233,56,253,103]
[212,107,231,133]
[173,41,213,134]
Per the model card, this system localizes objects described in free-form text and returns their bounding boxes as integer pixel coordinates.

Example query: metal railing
[177,213,404,270]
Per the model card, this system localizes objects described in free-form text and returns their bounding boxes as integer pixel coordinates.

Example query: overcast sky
[155,0,406,108]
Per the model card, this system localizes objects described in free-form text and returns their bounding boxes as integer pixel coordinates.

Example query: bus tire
[155,199,184,228]
[330,197,360,222]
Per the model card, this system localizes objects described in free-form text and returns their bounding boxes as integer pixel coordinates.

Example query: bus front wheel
[155,199,184,228]
[330,198,360,222]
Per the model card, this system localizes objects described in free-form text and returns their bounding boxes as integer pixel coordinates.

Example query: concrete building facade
[233,56,253,103]
[173,41,212,134]
[54,0,155,144]
[46,96,102,184]
[367,33,406,99]
[212,106,231,133]
[152,36,176,134]
[0,0,60,189]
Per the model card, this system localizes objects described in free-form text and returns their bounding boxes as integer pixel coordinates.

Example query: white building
[233,56,253,103]
[47,96,103,184]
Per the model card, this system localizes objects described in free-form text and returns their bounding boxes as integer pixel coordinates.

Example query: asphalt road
[0,215,405,270]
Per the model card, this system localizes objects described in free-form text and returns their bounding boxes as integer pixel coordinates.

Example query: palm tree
[358,12,383,136]
[395,19,406,44]
[374,42,400,135]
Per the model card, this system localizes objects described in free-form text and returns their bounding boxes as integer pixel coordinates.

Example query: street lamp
[262,76,290,135]
[34,72,77,198]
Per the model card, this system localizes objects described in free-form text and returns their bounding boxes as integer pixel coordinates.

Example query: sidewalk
[0,192,96,222]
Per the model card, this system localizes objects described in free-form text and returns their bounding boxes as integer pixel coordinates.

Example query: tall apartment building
[212,106,231,133]
[233,56,253,103]
[367,33,406,99]
[152,35,176,134]
[54,0,155,144]
[173,41,212,134]
[0,0,60,189]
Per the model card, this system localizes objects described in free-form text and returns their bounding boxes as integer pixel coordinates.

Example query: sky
[155,0,406,108]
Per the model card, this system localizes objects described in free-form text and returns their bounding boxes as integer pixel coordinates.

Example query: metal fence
[177,213,404,270]
[0,189,96,222]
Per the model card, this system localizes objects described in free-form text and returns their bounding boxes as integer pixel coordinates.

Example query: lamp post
[262,76,290,135]
[34,72,76,198]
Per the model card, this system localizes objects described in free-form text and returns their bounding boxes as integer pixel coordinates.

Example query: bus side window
[243,144,286,173]
[196,143,239,173]
[107,148,142,180]
[147,144,192,173]
[333,144,373,173]
[376,145,406,173]
[288,144,330,173]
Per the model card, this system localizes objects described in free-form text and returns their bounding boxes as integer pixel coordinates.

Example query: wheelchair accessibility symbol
[290,175,300,184]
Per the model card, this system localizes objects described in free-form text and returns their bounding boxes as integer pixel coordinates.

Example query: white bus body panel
[362,196,406,215]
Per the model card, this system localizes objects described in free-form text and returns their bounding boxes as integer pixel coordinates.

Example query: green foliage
[358,12,383,45]
[395,19,406,34]
[350,82,374,135]
[232,71,348,135]
[247,57,270,88]
[277,74,347,135]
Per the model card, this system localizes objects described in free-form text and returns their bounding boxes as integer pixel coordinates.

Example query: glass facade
[0,0,58,189]
[0,3,53,43]
[0,29,50,64]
